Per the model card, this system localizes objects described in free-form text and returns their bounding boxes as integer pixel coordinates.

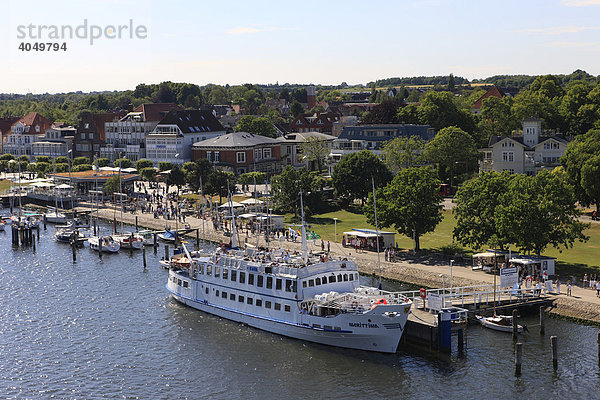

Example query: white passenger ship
[167,199,412,353]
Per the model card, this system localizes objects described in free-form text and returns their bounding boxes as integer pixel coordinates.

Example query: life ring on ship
[377,298,388,305]
[351,301,358,310]
[420,288,426,299]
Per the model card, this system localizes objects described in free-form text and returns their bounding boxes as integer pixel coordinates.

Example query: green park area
[284,208,600,276]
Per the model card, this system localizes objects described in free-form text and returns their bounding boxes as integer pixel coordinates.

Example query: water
[0,222,599,399]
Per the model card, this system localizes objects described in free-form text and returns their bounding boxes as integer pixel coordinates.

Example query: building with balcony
[146,109,226,165]
[276,131,336,170]
[31,123,76,158]
[192,132,281,175]
[100,103,181,162]
[479,118,571,175]
[2,112,53,157]
[74,111,125,160]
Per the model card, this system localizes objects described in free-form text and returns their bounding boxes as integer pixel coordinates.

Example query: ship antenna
[300,189,308,263]
[372,176,382,288]
[227,180,238,248]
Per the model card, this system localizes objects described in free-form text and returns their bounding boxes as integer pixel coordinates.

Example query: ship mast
[227,180,237,248]
[372,177,382,287]
[300,190,308,263]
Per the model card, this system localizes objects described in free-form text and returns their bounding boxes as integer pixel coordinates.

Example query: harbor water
[0,222,599,399]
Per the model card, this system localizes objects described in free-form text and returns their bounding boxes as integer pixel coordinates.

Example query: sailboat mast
[227,180,237,248]
[372,177,382,287]
[200,175,205,241]
[118,160,123,234]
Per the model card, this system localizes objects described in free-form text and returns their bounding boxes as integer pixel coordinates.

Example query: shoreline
[67,203,600,326]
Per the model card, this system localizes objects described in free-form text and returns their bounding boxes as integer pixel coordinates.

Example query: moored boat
[112,233,144,250]
[88,236,120,253]
[476,315,524,333]
[158,229,176,243]
[138,229,155,245]
[55,227,89,243]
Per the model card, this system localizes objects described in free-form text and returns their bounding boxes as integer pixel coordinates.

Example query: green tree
[580,155,600,214]
[365,167,442,251]
[96,158,110,167]
[0,154,15,161]
[299,136,330,172]
[140,167,157,182]
[495,171,588,255]
[35,161,51,175]
[73,156,90,166]
[332,151,392,204]
[158,161,174,172]
[73,164,92,172]
[238,171,266,186]
[206,170,236,203]
[35,155,51,164]
[380,136,425,173]
[453,171,514,250]
[477,96,518,146]
[182,159,213,192]
[103,175,120,195]
[289,100,304,117]
[114,158,133,168]
[418,91,476,134]
[167,166,186,193]
[55,156,69,164]
[561,129,600,211]
[235,116,277,138]
[271,166,316,217]
[135,159,154,171]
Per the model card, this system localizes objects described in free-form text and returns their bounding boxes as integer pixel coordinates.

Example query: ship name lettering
[349,322,379,328]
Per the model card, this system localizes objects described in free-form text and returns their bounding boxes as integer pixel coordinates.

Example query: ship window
[222,291,227,298]
[247,297,253,305]
[284,305,291,312]
[239,271,246,284]
[238,296,244,303]
[285,279,293,292]
[349,274,354,281]
[329,276,336,283]
[257,275,264,287]
[266,277,273,289]
[231,270,237,281]
[265,301,272,309]
[302,281,307,288]
[344,274,348,281]
[183,281,189,288]
[338,274,343,282]
[248,273,255,285]
[205,287,209,294]
[256,299,262,307]
[214,266,220,277]
[177,279,182,286]
[216,290,219,296]
[230,293,235,300]
[315,278,321,286]
[276,278,282,290]
[198,264,203,274]
[206,265,212,275]
[274,303,281,311]
[223,269,228,279]
[309,279,314,287]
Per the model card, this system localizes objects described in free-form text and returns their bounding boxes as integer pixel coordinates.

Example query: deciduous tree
[332,151,392,204]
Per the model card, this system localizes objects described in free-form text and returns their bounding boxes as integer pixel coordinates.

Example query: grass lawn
[283,208,600,275]
[0,179,12,193]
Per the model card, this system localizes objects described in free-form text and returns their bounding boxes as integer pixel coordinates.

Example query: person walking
[596,280,600,298]
[327,241,330,254]
[567,280,572,296]
[556,277,561,294]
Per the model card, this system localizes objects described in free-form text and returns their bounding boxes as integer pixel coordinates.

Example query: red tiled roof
[13,112,53,128]
[133,103,181,122]
[472,86,505,109]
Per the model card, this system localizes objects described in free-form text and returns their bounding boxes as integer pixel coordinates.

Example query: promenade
[77,198,600,325]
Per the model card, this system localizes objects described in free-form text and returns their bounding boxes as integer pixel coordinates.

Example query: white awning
[238,213,257,219]
[240,198,264,205]
[56,184,73,189]
[218,201,244,208]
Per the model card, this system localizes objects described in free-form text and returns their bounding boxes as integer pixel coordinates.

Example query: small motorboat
[55,228,89,243]
[57,218,90,229]
[476,315,524,333]
[158,229,176,243]
[45,209,67,224]
[88,236,120,253]
[112,233,144,250]
[138,229,156,245]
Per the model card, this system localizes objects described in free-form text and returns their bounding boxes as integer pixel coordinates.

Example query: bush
[438,242,465,256]
[0,154,15,161]
[114,158,133,168]
[35,155,51,164]
[135,159,154,170]
[73,156,90,166]
[96,158,110,167]
[73,164,92,172]
[158,161,174,172]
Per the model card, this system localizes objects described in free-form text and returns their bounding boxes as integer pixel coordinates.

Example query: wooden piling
[98,237,103,259]
[551,336,558,371]
[135,216,138,232]
[142,246,147,269]
[458,326,464,353]
[37,226,40,242]
[540,306,546,335]
[196,229,200,251]
[93,218,97,236]
[515,342,522,376]
[165,244,169,261]
[512,309,518,341]
[597,331,600,368]
[71,234,76,262]
[43,215,47,230]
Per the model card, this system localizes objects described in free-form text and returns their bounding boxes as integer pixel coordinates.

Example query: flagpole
[372,177,382,288]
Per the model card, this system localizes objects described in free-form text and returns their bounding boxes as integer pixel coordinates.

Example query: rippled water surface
[0,222,599,399]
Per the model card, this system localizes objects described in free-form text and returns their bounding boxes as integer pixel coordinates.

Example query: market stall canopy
[218,201,244,208]
[240,198,264,205]
[30,181,54,187]
[56,183,73,189]
[238,213,257,219]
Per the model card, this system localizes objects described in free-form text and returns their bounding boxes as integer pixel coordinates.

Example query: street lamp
[333,217,338,242]
[450,259,455,289]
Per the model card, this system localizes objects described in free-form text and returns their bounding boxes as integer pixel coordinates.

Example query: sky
[2,0,600,93]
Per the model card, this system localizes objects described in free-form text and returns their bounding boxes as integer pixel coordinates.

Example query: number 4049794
[18,42,67,51]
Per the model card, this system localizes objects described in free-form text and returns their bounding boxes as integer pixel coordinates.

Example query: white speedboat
[55,227,89,243]
[476,315,524,333]
[138,229,156,245]
[88,236,120,253]
[158,229,176,243]
[112,233,144,250]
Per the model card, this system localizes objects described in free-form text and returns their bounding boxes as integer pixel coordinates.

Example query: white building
[146,109,226,165]
[31,123,76,158]
[100,103,181,162]
[276,131,336,170]
[2,112,53,157]
[480,118,571,175]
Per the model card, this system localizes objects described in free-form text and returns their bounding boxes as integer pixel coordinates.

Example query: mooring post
[196,228,200,251]
[43,214,47,230]
[512,309,518,341]
[130,232,134,254]
[458,326,464,353]
[98,237,103,259]
[142,246,147,270]
[597,331,600,368]
[540,306,546,335]
[37,226,40,242]
[551,336,558,371]
[515,342,522,376]
[135,216,138,232]
[165,244,169,261]
[71,234,76,262]
[93,218,97,236]
[32,234,36,252]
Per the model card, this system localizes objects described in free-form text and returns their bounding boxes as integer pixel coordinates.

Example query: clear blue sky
[3,0,600,93]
